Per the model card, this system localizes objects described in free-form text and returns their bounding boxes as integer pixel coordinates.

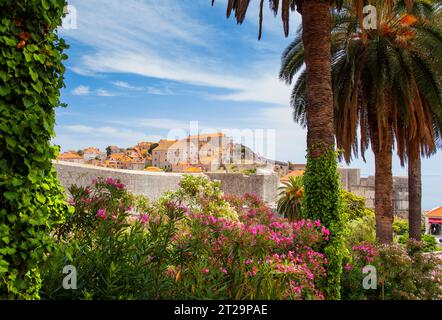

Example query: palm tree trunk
[301,0,342,300]
[301,0,335,153]
[408,151,422,241]
[369,102,394,243]
[374,141,394,243]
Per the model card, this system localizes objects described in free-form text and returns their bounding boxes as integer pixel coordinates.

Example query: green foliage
[42,177,329,300]
[341,189,373,221]
[398,233,439,253]
[346,211,376,248]
[242,168,257,176]
[342,241,442,300]
[393,217,409,236]
[303,147,347,300]
[277,176,304,221]
[165,175,238,221]
[41,178,185,299]
[0,0,69,299]
[341,190,376,247]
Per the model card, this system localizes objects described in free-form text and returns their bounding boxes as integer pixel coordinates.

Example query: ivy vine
[303,146,348,300]
[0,0,70,299]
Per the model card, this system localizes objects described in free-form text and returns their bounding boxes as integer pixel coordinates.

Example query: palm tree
[406,3,442,241]
[212,0,346,298]
[277,176,304,221]
[280,0,442,243]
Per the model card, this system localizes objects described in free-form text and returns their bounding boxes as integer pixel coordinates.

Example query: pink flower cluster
[105,177,125,190]
[95,208,117,221]
[352,242,379,262]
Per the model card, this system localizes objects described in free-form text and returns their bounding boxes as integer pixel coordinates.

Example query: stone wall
[53,161,279,203]
[338,168,409,215]
[206,172,279,204]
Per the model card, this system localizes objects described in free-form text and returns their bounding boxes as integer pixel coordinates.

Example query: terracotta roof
[144,166,163,172]
[187,132,225,140]
[182,166,202,173]
[109,153,130,162]
[281,170,304,182]
[153,140,178,151]
[426,206,442,218]
[84,147,101,154]
[58,152,82,160]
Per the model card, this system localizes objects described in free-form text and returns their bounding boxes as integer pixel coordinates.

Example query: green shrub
[393,218,409,236]
[0,0,69,299]
[42,176,330,300]
[341,241,442,300]
[398,233,439,253]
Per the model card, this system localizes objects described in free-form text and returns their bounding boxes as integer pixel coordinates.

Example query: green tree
[280,0,442,243]
[0,0,70,299]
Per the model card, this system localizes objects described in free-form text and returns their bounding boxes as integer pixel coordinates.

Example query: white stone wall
[53,161,279,203]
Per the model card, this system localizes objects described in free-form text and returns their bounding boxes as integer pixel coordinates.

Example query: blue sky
[53,0,441,209]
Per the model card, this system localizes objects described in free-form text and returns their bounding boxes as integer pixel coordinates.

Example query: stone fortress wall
[53,161,279,204]
[53,161,408,214]
[339,168,408,215]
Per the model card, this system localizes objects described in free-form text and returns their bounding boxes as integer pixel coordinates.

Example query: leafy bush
[398,234,439,253]
[341,241,442,300]
[393,217,409,236]
[0,0,69,299]
[41,175,330,300]
[346,211,376,248]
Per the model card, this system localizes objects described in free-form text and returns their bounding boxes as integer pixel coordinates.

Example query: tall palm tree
[406,3,442,241]
[212,0,347,299]
[280,0,442,243]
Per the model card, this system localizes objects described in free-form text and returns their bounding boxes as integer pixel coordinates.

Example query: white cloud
[62,0,294,106]
[147,86,173,96]
[96,89,116,97]
[108,118,189,131]
[112,81,143,90]
[72,85,91,96]
[71,86,116,97]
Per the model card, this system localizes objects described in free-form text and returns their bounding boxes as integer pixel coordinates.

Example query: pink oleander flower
[220,268,227,274]
[115,183,125,189]
[96,208,107,219]
[165,266,176,278]
[139,213,149,225]
[201,268,210,274]
[321,226,330,238]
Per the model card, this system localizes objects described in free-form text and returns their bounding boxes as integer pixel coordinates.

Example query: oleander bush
[41,175,329,300]
[341,241,442,300]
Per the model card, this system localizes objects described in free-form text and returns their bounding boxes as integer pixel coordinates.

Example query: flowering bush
[41,175,329,300]
[341,240,442,300]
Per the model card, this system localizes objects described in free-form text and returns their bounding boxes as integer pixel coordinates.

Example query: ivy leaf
[23,96,35,108]
[36,193,46,204]
[29,68,38,82]
[42,0,51,10]
[0,85,11,96]
[31,81,43,93]
[3,191,16,201]
[2,36,16,47]
[33,53,46,64]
